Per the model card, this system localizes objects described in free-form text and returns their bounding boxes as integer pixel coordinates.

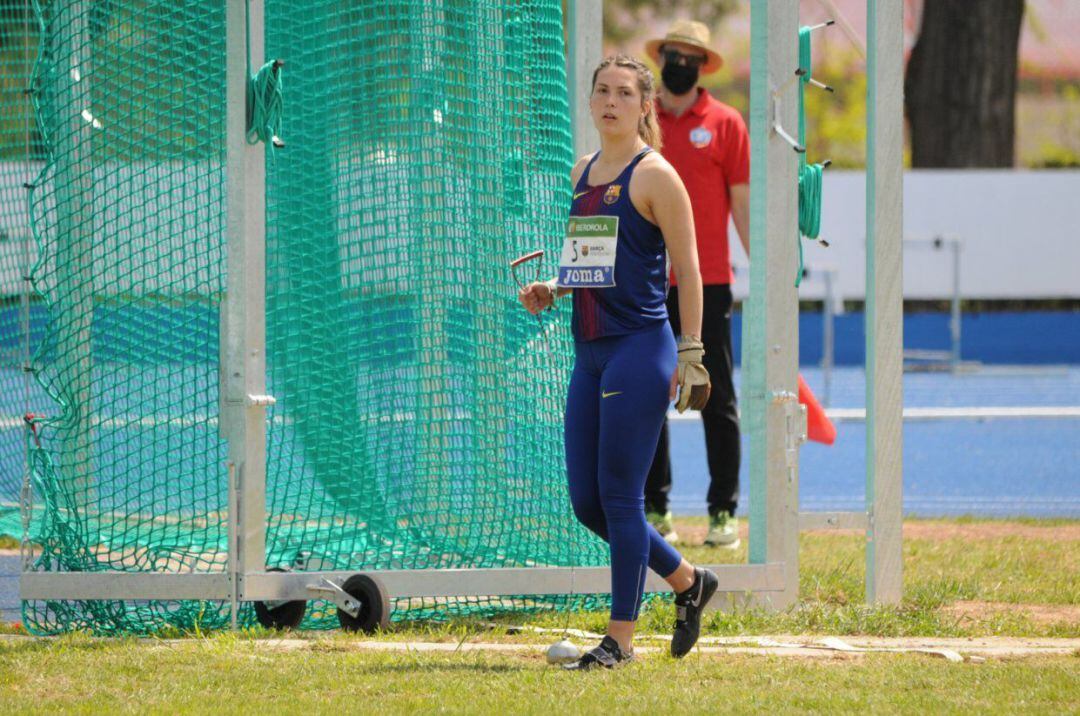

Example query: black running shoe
[562,635,634,671]
[671,567,719,658]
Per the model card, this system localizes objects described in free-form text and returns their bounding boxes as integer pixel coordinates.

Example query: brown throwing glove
[675,336,712,413]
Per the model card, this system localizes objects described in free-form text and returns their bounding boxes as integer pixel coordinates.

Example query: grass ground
[1,518,1077,713]
[1,636,1076,714]
[498,517,1080,640]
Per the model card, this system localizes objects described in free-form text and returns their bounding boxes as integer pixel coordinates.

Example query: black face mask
[662,63,699,96]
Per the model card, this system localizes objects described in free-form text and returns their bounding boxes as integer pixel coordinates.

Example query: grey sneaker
[647,510,679,544]
[562,635,634,671]
[704,511,740,548]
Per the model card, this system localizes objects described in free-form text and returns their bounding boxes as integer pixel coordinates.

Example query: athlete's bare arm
[629,153,703,341]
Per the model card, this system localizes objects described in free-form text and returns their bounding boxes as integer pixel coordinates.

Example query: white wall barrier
[729,169,1080,302]
[3,166,1079,302]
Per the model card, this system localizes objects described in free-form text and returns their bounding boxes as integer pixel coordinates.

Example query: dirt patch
[1,548,43,558]
[902,522,1080,541]
[942,601,1080,627]
[671,521,750,547]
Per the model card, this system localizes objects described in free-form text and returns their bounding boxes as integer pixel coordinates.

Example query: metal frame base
[22,563,786,603]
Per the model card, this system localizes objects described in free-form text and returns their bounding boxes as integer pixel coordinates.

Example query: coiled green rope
[247,59,284,147]
[799,162,823,239]
[795,26,826,287]
[241,0,284,147]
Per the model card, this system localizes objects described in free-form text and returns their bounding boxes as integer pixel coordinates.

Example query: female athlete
[519,55,718,670]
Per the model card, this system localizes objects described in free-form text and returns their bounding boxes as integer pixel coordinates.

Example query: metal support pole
[227,461,239,629]
[21,561,787,602]
[223,0,269,620]
[822,269,836,407]
[20,7,34,571]
[865,0,904,605]
[567,0,601,159]
[53,1,95,508]
[746,0,801,610]
[950,238,962,370]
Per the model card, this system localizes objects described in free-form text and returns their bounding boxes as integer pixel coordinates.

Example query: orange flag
[798,373,836,445]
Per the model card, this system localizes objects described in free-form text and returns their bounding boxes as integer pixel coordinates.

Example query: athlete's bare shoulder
[570,153,597,187]
[631,150,687,200]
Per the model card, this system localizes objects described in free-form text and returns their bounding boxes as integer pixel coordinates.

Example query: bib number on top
[558,215,618,288]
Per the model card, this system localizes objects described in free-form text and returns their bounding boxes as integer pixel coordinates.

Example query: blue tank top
[569,148,668,341]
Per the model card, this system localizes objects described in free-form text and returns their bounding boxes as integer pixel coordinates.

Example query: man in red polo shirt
[645,20,750,548]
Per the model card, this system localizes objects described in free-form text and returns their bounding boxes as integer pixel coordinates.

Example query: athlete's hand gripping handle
[518,281,557,315]
[675,336,711,413]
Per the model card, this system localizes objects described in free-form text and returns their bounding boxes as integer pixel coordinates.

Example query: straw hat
[645,20,723,74]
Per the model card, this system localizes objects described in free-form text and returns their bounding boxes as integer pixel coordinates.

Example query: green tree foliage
[1029,84,1080,168]
[0,4,38,160]
[604,0,738,46]
[799,46,867,169]
[607,3,868,168]
[703,44,868,169]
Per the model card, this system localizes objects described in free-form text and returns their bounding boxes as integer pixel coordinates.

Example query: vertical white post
[20,12,35,570]
[53,2,94,508]
[822,269,835,407]
[865,0,903,605]
[567,0,601,158]
[747,0,801,609]
[950,238,962,369]
[223,0,268,616]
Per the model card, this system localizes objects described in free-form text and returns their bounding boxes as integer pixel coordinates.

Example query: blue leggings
[565,321,684,621]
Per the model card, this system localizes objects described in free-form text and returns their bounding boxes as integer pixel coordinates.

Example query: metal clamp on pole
[771,94,805,153]
[770,389,798,404]
[770,391,807,474]
[782,402,808,476]
[805,20,836,32]
[245,394,276,407]
[796,67,835,93]
[793,403,809,446]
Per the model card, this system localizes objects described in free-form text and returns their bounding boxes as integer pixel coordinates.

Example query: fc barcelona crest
[603,184,622,205]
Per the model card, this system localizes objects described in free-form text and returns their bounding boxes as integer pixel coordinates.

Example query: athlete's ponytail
[639,103,662,151]
[591,55,663,151]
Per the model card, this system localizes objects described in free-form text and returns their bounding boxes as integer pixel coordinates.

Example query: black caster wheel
[253,567,306,630]
[336,573,390,634]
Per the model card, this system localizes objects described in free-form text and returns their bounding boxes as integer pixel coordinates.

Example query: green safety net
[0,3,39,545]
[2,0,605,635]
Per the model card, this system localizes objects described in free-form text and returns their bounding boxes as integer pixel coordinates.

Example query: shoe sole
[703,537,740,549]
[562,654,635,671]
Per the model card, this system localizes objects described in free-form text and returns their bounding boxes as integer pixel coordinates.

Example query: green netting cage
[5,0,881,637]
[4,0,614,635]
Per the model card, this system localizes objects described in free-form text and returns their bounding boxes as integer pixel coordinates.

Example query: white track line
[669,406,1080,422]
[3,406,1079,431]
